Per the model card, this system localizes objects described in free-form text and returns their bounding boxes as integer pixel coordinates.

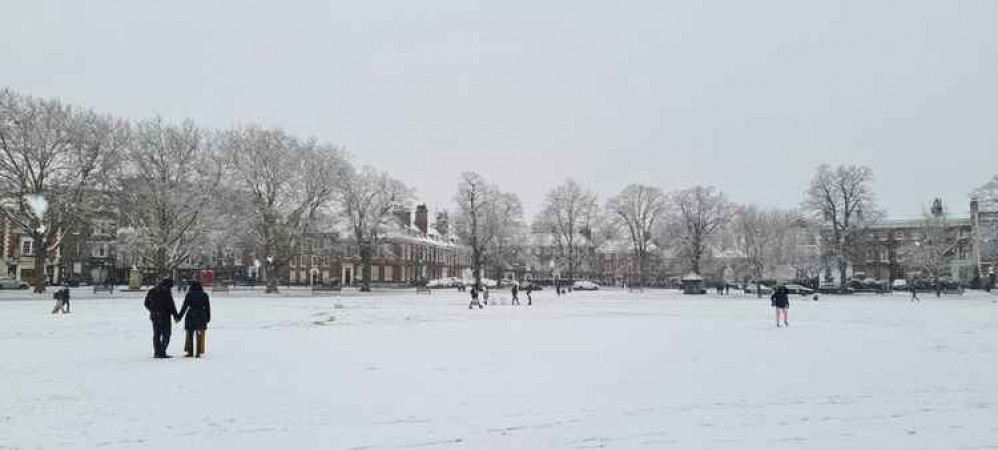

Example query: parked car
[744,283,773,295]
[784,284,815,295]
[0,277,29,289]
[891,279,908,291]
[519,281,544,291]
[817,282,854,294]
[462,278,498,288]
[572,280,600,291]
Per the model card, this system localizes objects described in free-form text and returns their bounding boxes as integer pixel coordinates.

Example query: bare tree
[803,164,882,291]
[668,185,733,275]
[973,174,998,211]
[786,218,824,287]
[114,117,222,278]
[0,89,126,292]
[485,191,526,283]
[535,178,597,280]
[335,165,411,292]
[606,184,667,288]
[452,172,522,289]
[731,205,796,296]
[899,206,960,281]
[221,126,345,293]
[579,203,615,280]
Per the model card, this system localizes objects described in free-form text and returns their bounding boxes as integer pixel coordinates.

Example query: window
[311,256,319,267]
[92,220,114,237]
[20,238,34,256]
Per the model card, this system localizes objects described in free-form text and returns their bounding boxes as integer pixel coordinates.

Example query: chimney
[415,204,428,234]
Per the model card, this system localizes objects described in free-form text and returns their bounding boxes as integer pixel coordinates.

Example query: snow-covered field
[3,287,998,449]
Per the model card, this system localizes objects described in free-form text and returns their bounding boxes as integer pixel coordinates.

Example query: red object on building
[196,269,214,287]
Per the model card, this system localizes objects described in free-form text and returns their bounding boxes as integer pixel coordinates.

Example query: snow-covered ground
[3,287,998,449]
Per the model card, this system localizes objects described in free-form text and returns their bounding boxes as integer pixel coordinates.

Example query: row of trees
[3,88,992,293]
[498,163,987,293]
[0,88,415,293]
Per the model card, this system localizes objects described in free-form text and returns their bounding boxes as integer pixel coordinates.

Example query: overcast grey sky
[3,1,996,218]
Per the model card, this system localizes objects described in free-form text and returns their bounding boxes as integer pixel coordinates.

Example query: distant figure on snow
[910,282,920,302]
[178,281,211,358]
[525,284,533,306]
[482,286,490,305]
[770,283,790,328]
[51,287,70,314]
[468,285,483,309]
[511,283,520,306]
[145,278,179,358]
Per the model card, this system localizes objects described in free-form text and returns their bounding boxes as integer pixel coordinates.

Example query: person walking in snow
[60,287,70,313]
[511,282,520,306]
[770,283,790,328]
[177,281,211,358]
[910,281,920,302]
[482,286,490,305]
[144,278,179,358]
[468,285,483,309]
[51,288,70,314]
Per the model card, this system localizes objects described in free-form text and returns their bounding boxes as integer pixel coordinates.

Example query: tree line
[2,88,993,293]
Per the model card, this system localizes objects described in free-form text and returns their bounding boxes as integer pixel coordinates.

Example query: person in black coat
[770,284,790,328]
[178,280,211,358]
[511,283,520,306]
[468,285,482,309]
[144,278,179,358]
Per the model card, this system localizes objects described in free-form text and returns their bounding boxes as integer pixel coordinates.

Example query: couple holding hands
[144,278,211,359]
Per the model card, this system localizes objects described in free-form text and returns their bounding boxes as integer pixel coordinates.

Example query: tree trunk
[32,232,46,294]
[755,266,762,298]
[360,244,372,292]
[472,249,482,290]
[265,264,279,293]
[155,246,169,279]
[838,260,848,294]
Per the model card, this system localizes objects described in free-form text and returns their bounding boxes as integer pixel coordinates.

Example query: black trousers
[151,316,172,356]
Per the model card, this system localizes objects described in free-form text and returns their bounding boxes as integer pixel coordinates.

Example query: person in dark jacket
[511,283,520,306]
[144,278,179,358]
[51,288,70,314]
[525,284,533,306]
[468,285,482,309]
[60,287,70,313]
[178,280,211,358]
[770,284,790,328]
